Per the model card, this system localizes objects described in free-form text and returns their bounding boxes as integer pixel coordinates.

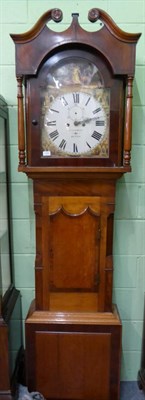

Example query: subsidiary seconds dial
[44,91,108,156]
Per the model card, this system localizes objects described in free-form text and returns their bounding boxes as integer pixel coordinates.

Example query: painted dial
[44,91,107,156]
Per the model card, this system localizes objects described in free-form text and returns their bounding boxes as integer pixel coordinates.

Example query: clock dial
[44,91,107,156]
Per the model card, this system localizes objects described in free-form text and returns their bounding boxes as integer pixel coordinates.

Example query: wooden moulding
[11,9,141,76]
[18,166,131,179]
[17,76,25,167]
[124,76,133,166]
[26,299,121,326]
[88,8,141,43]
[11,9,63,43]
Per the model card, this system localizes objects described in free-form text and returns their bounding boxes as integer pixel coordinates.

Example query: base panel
[25,303,122,400]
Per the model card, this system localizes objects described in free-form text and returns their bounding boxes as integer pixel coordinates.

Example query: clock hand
[74,117,99,126]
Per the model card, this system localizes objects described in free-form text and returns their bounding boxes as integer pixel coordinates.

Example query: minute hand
[74,117,99,126]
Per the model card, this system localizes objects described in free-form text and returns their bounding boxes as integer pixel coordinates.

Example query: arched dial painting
[27,45,122,167]
[41,55,110,158]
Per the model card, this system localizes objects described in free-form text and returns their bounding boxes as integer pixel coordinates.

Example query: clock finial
[88,8,100,22]
[51,8,63,23]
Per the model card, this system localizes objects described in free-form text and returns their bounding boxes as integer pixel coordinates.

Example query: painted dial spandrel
[40,58,110,158]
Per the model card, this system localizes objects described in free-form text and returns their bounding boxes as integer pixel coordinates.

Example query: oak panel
[35,331,111,399]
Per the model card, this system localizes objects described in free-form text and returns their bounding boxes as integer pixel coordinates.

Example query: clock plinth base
[25,301,122,400]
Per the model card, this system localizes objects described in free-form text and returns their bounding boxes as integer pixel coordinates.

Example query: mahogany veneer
[26,303,122,400]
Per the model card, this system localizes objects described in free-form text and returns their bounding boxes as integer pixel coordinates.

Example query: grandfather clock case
[11,9,140,400]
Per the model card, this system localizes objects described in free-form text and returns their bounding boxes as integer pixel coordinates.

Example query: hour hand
[74,117,97,126]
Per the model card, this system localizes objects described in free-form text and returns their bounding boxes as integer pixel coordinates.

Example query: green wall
[1,0,145,381]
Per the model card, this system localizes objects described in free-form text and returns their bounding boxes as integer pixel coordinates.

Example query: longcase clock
[11,8,140,400]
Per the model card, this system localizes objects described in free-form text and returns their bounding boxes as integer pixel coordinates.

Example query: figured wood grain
[25,305,122,399]
[35,331,111,399]
[34,191,115,312]
[49,293,98,312]
[48,196,100,215]
[49,211,100,290]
